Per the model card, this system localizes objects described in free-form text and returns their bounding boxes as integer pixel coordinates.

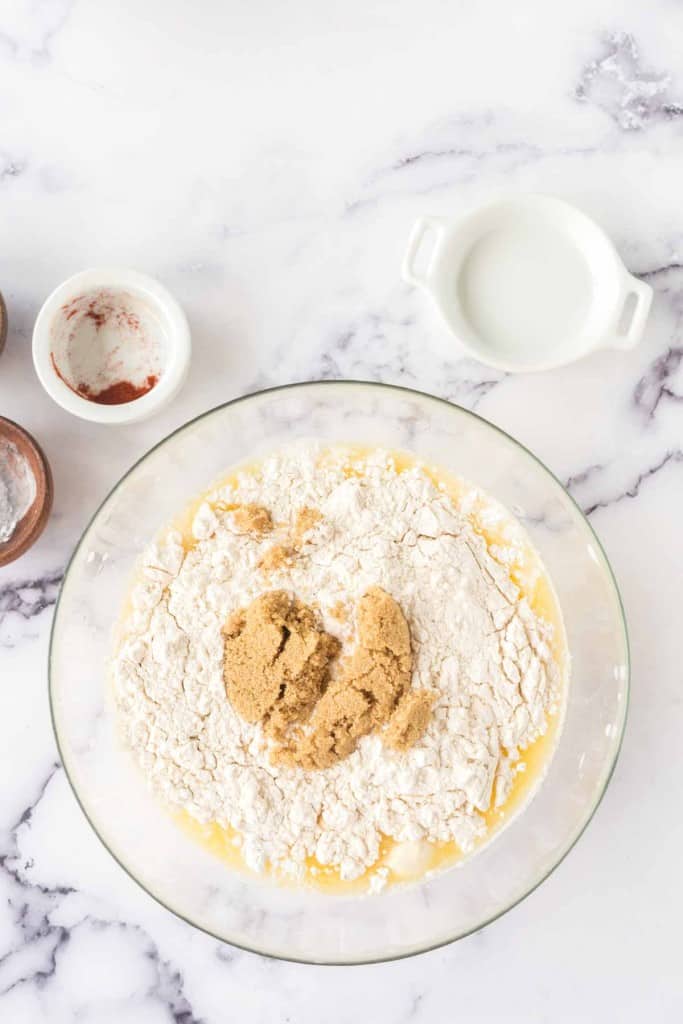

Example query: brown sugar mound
[383,689,436,752]
[294,506,322,543]
[329,599,348,623]
[259,544,293,572]
[275,587,419,770]
[223,591,339,737]
[224,587,434,770]
[257,507,323,577]
[232,504,273,534]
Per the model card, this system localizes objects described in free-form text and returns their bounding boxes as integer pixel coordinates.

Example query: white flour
[113,445,562,885]
[0,440,36,543]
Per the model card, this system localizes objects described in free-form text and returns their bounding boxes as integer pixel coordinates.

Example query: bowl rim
[48,379,630,965]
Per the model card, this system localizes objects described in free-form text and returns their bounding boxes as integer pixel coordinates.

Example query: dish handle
[402,217,447,288]
[607,273,653,351]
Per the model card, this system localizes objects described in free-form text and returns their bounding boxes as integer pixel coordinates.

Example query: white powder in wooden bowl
[0,440,36,543]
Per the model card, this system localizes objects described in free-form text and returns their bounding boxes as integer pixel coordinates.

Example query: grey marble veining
[576,31,683,130]
[0,0,682,1019]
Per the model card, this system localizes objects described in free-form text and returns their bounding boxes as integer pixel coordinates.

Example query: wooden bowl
[0,417,53,568]
[0,290,7,357]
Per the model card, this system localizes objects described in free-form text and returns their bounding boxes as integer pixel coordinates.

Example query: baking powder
[0,440,36,543]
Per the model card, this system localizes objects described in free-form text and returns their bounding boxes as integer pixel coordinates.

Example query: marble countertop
[1,1,682,1019]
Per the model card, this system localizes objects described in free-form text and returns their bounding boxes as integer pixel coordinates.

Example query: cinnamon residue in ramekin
[50,355,158,405]
[49,289,164,406]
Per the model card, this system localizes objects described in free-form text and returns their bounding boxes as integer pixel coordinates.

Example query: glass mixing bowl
[50,382,628,964]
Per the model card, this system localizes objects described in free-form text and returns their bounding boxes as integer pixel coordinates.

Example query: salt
[0,440,36,542]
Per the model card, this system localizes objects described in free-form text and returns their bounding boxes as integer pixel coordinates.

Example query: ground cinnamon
[50,353,158,405]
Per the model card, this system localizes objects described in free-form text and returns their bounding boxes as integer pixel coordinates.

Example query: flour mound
[113,445,562,883]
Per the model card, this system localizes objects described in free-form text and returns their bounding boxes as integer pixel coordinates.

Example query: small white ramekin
[33,268,191,424]
[402,194,653,373]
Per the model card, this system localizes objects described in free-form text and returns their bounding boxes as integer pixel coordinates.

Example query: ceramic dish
[0,289,7,357]
[403,194,652,372]
[33,268,191,424]
[49,382,628,964]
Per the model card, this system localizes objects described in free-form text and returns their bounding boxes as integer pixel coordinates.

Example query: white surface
[0,0,681,1019]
